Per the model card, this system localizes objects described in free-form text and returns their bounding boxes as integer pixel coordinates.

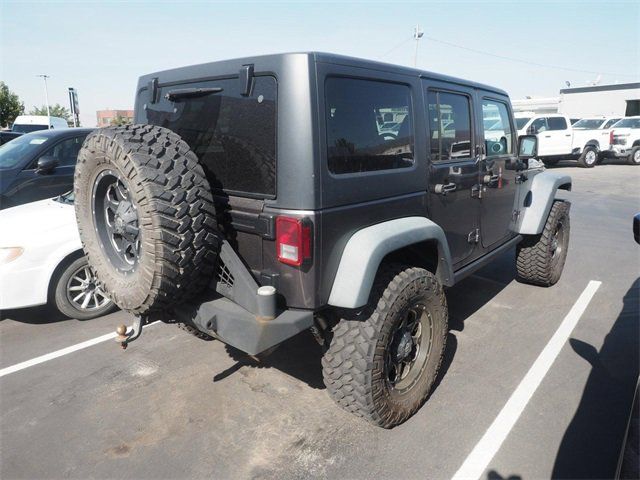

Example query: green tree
[0,82,25,128]
[110,114,132,126]
[29,103,71,120]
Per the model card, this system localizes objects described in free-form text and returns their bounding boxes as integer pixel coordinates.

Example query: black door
[9,135,85,207]
[424,82,480,267]
[477,94,520,248]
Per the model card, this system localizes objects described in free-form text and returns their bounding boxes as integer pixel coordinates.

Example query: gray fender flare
[327,217,454,309]
[515,170,572,235]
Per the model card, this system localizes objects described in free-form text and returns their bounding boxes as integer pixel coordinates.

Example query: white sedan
[0,192,115,319]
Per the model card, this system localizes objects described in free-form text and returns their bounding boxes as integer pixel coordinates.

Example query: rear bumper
[174,296,313,355]
[608,144,631,157]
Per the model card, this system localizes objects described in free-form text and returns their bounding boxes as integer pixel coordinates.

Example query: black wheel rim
[66,264,111,311]
[92,170,140,273]
[386,301,433,393]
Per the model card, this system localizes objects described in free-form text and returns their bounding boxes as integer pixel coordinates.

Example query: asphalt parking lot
[1,162,639,480]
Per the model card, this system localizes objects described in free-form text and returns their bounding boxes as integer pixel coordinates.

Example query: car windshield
[0,133,49,169]
[573,119,604,129]
[515,117,530,130]
[11,124,49,134]
[612,118,640,129]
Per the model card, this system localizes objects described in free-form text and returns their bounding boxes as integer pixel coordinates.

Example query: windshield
[0,133,49,169]
[515,117,530,130]
[612,118,640,129]
[572,119,604,129]
[12,124,49,134]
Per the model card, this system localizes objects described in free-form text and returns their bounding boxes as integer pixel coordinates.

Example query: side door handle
[434,182,456,195]
[544,135,551,138]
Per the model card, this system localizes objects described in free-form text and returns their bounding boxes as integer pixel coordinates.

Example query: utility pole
[36,73,51,122]
[413,24,424,68]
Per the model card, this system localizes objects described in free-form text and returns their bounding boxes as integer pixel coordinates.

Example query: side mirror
[634,213,640,245]
[518,135,538,160]
[526,125,538,135]
[36,156,58,174]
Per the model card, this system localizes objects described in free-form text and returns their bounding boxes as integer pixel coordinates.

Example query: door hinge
[467,228,480,244]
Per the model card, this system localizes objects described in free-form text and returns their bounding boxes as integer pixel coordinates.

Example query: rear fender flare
[327,217,454,309]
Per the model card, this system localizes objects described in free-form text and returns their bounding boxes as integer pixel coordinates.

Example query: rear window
[547,117,568,130]
[144,76,277,197]
[515,117,530,130]
[12,124,48,134]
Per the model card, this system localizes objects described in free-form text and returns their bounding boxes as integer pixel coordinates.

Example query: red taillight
[276,216,311,266]
[610,130,615,144]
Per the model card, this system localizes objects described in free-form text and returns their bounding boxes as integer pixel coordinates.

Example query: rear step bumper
[174,239,313,355]
[174,297,313,355]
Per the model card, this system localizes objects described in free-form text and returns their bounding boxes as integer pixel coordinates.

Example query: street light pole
[37,74,51,124]
[413,24,424,68]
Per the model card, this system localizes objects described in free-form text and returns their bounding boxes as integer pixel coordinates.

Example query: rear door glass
[146,76,277,198]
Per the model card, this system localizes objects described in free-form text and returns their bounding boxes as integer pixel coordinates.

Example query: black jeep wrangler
[74,53,572,428]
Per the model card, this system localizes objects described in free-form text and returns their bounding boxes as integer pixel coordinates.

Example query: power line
[423,36,638,78]
[379,36,413,59]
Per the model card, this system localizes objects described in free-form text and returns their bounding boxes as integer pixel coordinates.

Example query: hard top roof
[142,51,509,97]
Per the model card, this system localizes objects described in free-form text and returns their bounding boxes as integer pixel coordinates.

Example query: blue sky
[1,0,638,127]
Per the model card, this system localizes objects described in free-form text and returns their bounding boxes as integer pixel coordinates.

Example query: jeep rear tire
[322,264,448,428]
[578,146,598,168]
[516,200,570,287]
[628,146,640,166]
[74,125,218,315]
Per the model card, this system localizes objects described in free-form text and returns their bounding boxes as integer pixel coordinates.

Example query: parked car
[515,113,607,168]
[74,52,572,428]
[0,128,93,209]
[11,115,69,133]
[607,116,640,165]
[0,191,115,319]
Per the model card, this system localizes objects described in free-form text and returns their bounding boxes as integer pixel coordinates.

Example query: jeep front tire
[516,200,570,286]
[322,264,448,428]
[74,125,218,315]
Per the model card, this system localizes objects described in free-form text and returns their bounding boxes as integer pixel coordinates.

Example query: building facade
[96,109,134,127]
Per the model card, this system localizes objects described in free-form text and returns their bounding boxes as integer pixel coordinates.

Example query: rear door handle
[544,135,551,138]
[565,134,571,137]
[434,182,457,195]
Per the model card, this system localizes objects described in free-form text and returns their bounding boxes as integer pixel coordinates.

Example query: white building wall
[557,84,640,117]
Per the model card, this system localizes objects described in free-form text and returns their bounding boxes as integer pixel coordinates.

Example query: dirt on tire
[74,124,218,315]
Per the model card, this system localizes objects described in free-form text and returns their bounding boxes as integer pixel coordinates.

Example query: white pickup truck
[515,113,618,168]
[606,116,640,165]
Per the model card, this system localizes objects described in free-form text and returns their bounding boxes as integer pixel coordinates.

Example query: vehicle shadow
[551,278,640,479]
[213,249,516,392]
[0,305,68,324]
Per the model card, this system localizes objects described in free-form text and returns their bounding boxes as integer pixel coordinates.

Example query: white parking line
[0,322,158,378]
[452,280,602,480]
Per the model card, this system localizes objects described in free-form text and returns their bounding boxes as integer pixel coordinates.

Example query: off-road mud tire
[516,200,570,287]
[322,264,448,428]
[74,125,218,315]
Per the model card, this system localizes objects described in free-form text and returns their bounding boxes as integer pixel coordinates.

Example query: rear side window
[428,91,472,161]
[547,117,568,130]
[325,77,414,174]
[146,76,277,197]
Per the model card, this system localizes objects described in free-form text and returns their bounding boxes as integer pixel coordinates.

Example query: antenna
[413,24,424,67]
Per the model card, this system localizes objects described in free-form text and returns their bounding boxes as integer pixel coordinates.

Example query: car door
[10,134,86,206]
[424,82,480,267]
[530,117,554,155]
[478,95,520,249]
[542,116,571,155]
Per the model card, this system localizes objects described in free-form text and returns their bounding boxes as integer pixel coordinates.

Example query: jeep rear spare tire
[74,125,218,315]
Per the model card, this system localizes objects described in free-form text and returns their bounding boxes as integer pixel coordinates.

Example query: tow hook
[115,315,146,350]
